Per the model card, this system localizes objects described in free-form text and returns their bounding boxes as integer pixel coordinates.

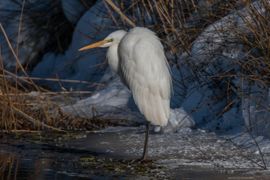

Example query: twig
[0,130,42,133]
[0,24,29,78]
[104,0,136,27]
[0,23,40,91]
[104,0,119,26]
[0,73,104,86]
[249,132,267,169]
[226,138,267,169]
[16,0,25,55]
[11,105,64,132]
[0,91,93,96]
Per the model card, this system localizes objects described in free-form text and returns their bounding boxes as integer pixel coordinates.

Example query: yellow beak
[78,39,110,51]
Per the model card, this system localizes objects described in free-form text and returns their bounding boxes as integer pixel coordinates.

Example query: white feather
[105,27,172,126]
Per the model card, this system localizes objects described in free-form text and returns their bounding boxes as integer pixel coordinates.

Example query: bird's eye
[107,38,113,42]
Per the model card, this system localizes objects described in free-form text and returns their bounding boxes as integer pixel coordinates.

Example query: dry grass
[109,0,245,52]
[238,0,270,86]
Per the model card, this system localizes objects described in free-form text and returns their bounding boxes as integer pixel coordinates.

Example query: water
[1,127,270,179]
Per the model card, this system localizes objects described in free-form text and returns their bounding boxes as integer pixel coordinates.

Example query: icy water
[1,127,270,179]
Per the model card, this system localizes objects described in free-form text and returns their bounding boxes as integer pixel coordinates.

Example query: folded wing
[118,28,172,126]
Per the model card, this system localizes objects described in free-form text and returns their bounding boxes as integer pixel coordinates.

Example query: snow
[182,0,270,136]
[31,0,114,90]
[0,1,48,69]
[61,77,142,123]
[113,126,270,169]
[61,0,87,24]
[61,77,195,130]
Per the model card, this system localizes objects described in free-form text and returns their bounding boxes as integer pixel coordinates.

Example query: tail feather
[133,89,170,127]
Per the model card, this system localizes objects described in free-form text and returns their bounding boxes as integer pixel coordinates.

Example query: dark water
[0,130,269,179]
[0,145,126,179]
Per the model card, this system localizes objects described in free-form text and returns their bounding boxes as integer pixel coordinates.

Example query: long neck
[106,43,119,73]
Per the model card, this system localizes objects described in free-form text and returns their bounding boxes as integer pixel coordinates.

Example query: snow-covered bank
[61,77,195,132]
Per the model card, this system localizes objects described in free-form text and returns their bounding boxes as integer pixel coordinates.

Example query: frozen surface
[1,127,270,179]
[91,126,270,174]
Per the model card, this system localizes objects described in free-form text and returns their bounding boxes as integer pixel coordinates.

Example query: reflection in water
[0,153,42,179]
[0,153,18,180]
[0,149,117,179]
[0,152,67,179]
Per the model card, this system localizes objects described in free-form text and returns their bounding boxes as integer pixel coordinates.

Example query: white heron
[79,27,172,160]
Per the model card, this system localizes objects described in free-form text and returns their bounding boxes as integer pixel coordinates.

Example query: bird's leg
[141,122,150,161]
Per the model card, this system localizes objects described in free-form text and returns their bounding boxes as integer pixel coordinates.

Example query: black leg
[141,122,149,160]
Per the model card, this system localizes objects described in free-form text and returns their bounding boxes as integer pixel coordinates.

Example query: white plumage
[117,28,172,126]
[79,27,172,160]
[99,27,172,127]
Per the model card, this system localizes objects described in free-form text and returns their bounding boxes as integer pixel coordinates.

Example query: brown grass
[238,0,270,86]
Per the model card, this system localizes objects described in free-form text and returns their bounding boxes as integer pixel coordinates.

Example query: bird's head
[79,30,127,51]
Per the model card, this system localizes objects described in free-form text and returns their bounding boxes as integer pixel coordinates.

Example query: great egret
[79,27,172,160]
